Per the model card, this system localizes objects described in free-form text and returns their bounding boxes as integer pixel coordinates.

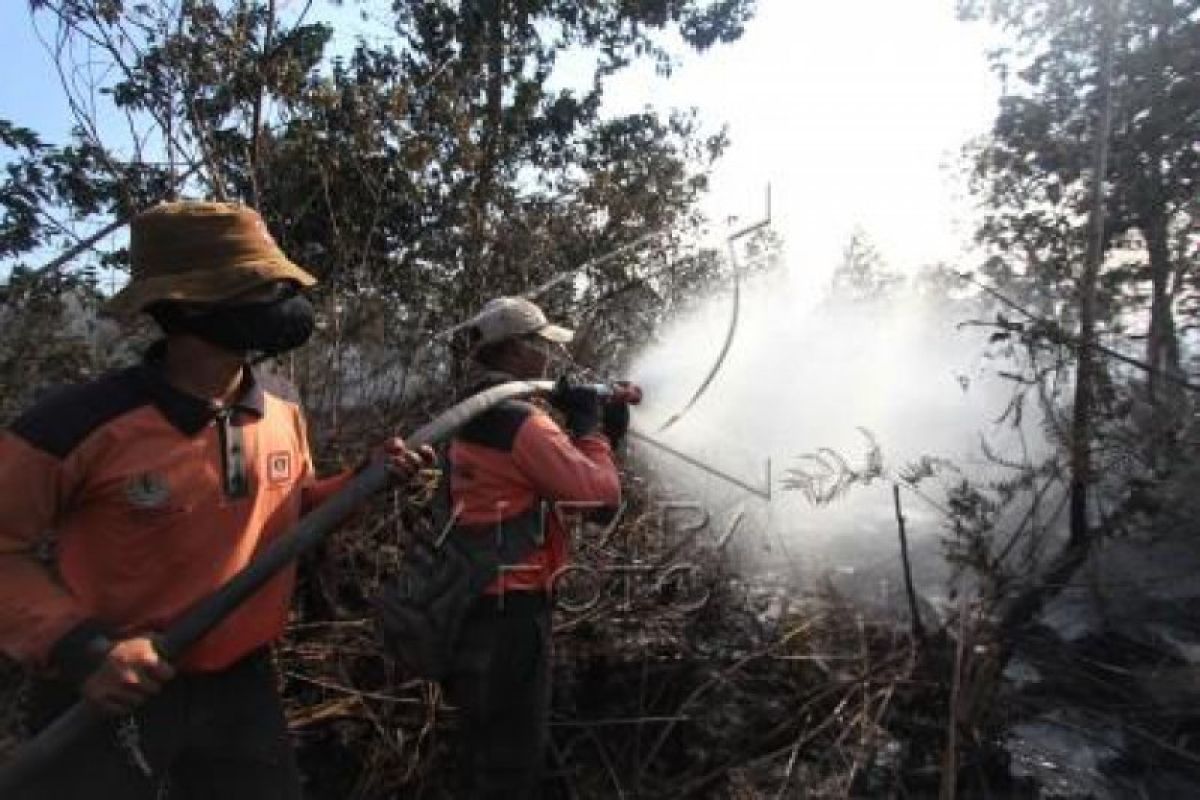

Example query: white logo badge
[125,472,170,509]
[268,452,292,483]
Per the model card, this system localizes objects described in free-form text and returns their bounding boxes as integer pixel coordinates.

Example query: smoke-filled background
[623,246,1045,608]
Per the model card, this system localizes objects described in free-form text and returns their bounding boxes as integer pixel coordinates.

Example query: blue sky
[2,3,79,145]
[1,0,1001,289]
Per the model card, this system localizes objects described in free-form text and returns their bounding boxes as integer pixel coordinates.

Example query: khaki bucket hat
[464,296,574,349]
[103,201,317,318]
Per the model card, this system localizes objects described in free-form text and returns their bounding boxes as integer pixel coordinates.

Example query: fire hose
[0,378,640,794]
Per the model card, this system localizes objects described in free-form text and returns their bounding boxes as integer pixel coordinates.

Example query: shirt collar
[139,343,266,436]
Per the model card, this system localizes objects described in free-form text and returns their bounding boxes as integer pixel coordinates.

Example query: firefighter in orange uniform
[445,297,625,798]
[0,201,430,798]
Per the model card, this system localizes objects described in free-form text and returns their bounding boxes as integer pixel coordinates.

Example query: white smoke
[624,256,1036,604]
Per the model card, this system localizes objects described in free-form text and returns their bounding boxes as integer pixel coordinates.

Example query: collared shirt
[0,353,339,673]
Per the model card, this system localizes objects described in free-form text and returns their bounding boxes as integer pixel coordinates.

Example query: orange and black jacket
[0,357,349,681]
[448,379,621,595]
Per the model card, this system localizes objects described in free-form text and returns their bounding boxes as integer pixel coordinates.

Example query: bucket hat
[103,201,316,318]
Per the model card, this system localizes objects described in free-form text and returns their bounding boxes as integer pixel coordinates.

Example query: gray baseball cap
[465,296,574,347]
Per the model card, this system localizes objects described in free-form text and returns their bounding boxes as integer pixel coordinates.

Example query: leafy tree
[959,0,1200,395]
[827,227,903,305]
[3,0,756,414]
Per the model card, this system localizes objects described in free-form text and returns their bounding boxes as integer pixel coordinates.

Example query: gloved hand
[602,385,632,447]
[549,376,601,438]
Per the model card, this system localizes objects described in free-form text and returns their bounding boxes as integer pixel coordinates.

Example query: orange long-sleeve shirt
[449,395,621,595]
[0,360,345,679]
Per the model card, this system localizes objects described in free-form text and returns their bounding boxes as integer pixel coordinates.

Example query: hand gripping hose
[0,379,563,794]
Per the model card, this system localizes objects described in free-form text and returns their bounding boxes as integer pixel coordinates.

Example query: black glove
[602,398,630,448]
[549,376,601,438]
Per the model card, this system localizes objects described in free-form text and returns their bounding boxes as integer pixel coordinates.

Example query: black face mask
[152,287,316,356]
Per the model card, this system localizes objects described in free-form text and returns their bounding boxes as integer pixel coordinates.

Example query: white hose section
[407,380,556,447]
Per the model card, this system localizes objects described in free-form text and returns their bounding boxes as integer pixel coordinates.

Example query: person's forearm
[300,468,355,514]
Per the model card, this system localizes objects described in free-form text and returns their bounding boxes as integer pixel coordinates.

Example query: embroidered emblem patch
[268,452,292,483]
[125,472,170,509]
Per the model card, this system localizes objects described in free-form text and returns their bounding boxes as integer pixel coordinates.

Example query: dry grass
[267,468,967,798]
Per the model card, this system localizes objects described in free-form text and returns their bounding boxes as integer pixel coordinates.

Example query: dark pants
[16,648,301,800]
[446,592,552,800]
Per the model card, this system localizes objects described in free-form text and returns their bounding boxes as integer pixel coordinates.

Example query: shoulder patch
[456,399,533,452]
[9,368,149,459]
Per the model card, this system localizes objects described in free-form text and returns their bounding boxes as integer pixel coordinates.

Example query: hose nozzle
[594,381,642,405]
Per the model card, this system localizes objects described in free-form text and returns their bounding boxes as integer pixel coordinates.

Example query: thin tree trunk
[484,0,504,181]
[892,484,926,646]
[989,0,1118,651]
[1069,0,1115,552]
[463,0,505,313]
[1144,0,1181,400]
[958,7,1120,748]
[1145,209,1179,399]
[250,0,277,209]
